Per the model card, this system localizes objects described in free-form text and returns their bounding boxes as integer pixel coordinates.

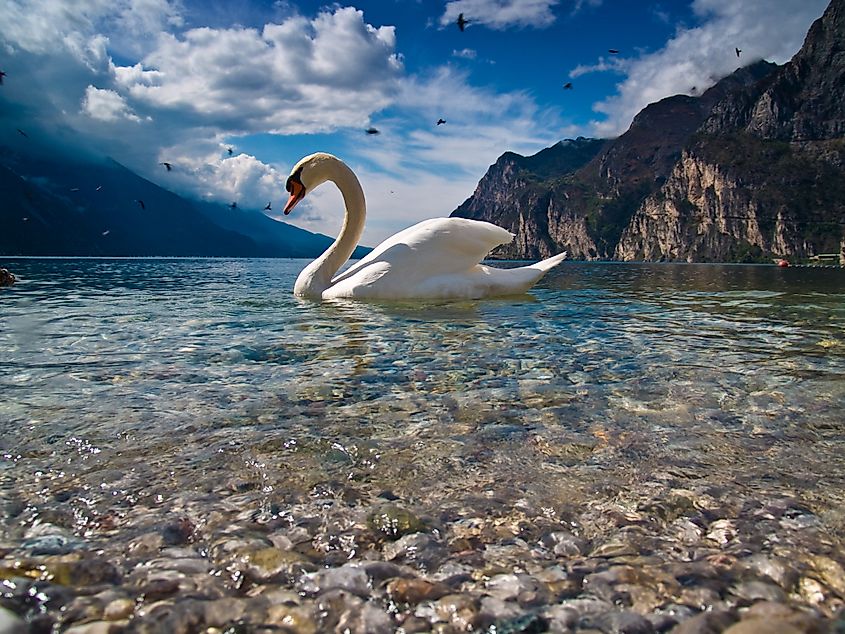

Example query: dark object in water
[0,268,16,287]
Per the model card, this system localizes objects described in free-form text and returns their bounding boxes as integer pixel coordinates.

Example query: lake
[1,258,844,632]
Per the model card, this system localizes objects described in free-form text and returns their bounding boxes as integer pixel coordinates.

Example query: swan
[283,152,567,300]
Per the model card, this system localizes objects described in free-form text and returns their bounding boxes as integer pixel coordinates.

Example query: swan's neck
[294,161,365,298]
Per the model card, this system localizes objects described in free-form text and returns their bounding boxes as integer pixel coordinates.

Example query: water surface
[1,258,844,630]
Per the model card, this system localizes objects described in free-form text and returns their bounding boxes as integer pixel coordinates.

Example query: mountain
[452,0,844,263]
[0,150,369,259]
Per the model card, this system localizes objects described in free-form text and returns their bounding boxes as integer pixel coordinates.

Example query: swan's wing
[331,217,513,285]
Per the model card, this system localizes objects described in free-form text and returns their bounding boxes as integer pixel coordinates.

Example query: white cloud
[452,48,477,59]
[112,7,402,135]
[581,0,829,137]
[440,0,560,30]
[0,0,182,63]
[82,86,141,122]
[569,56,626,78]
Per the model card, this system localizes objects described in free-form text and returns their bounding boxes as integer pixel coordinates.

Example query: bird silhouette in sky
[365,127,380,135]
[227,147,233,155]
[229,202,238,209]
[0,71,6,84]
[735,47,742,58]
[264,202,272,211]
[96,185,103,191]
[563,82,573,90]
[17,128,28,138]
[608,49,619,54]
[135,199,145,210]
[457,13,470,31]
[70,188,80,192]
[160,162,172,171]
[102,230,110,236]
[436,118,447,125]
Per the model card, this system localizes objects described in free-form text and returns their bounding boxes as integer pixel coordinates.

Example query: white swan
[283,152,567,300]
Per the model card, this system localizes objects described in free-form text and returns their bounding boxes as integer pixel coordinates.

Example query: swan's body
[283,152,567,300]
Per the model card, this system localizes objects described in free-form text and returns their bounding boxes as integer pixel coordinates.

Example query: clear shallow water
[1,258,844,631]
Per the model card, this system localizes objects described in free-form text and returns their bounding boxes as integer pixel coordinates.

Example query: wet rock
[729,580,786,604]
[0,269,15,287]
[584,610,656,634]
[314,589,364,632]
[704,519,736,546]
[542,604,578,631]
[362,560,406,585]
[265,603,317,634]
[735,554,797,589]
[431,593,481,631]
[382,532,447,571]
[161,517,195,545]
[336,601,394,634]
[386,577,450,604]
[479,596,524,622]
[299,564,370,597]
[238,546,313,583]
[45,555,122,587]
[368,504,425,540]
[399,614,433,633]
[489,612,550,634]
[103,598,134,620]
[64,622,123,634]
[139,576,181,602]
[0,607,24,634]
[201,597,252,627]
[721,620,803,634]
[590,540,639,558]
[486,573,550,608]
[541,530,588,557]
[21,532,86,556]
[807,555,845,598]
[669,610,737,634]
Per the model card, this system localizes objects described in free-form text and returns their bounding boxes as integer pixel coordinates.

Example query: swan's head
[283,152,340,215]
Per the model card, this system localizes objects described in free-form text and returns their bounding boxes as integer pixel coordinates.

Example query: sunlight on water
[1,258,844,629]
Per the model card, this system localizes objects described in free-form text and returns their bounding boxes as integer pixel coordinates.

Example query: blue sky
[0,0,829,246]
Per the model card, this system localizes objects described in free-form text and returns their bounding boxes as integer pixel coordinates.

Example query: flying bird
[16,128,28,138]
[608,49,619,54]
[457,13,470,31]
[96,185,103,191]
[365,127,380,135]
[70,188,80,192]
[135,199,145,210]
[436,118,447,125]
[735,48,742,58]
[227,147,233,155]
[563,82,573,90]
[229,202,238,209]
[102,230,110,236]
[160,162,172,171]
[264,201,272,211]
[0,71,6,84]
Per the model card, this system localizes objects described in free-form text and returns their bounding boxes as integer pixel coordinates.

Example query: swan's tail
[528,251,568,274]
[480,251,567,296]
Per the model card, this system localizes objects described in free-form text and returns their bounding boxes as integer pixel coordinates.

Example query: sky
[0,0,831,247]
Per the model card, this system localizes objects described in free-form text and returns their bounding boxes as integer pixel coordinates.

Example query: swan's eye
[286,167,304,193]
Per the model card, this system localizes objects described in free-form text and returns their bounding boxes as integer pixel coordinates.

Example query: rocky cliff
[453,0,844,262]
[617,0,845,261]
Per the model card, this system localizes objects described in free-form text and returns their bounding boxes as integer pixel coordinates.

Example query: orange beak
[284,179,306,215]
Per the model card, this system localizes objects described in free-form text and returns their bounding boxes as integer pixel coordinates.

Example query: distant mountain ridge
[0,151,370,259]
[452,0,845,263]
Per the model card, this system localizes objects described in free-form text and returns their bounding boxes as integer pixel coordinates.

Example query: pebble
[0,607,24,634]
